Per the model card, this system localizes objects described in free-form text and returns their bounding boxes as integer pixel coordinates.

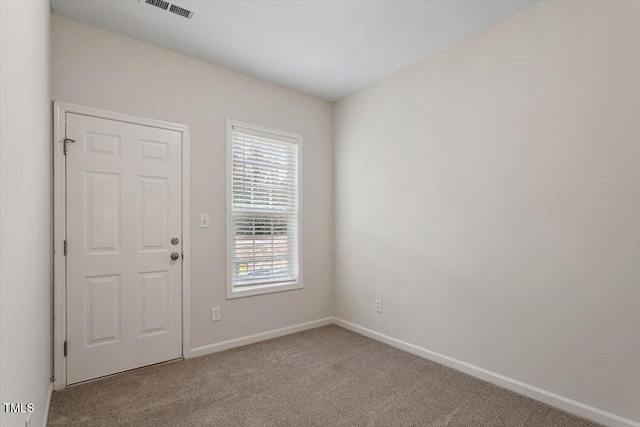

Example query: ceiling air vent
[141,0,194,19]
[169,3,194,19]
[145,0,169,11]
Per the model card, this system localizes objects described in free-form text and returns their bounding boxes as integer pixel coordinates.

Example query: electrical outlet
[200,213,210,228]
[375,299,382,313]
[211,307,221,321]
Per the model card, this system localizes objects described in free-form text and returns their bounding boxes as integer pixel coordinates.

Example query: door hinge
[63,138,75,155]
[63,240,67,256]
[63,341,68,357]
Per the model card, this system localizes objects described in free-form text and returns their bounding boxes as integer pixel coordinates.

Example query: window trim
[226,119,303,299]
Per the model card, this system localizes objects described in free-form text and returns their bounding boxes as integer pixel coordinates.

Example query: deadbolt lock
[171,237,179,245]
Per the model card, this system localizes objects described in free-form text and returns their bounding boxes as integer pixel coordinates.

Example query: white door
[65,113,182,384]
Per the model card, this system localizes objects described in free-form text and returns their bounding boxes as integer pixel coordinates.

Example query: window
[226,120,302,298]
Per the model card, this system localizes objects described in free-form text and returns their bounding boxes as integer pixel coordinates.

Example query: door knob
[170,252,180,260]
[171,238,179,245]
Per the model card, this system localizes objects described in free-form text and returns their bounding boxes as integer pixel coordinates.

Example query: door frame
[53,101,191,390]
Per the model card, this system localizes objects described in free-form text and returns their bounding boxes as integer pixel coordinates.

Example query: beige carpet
[49,325,601,427]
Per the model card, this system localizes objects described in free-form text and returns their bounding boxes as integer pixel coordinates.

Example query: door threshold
[66,357,184,388]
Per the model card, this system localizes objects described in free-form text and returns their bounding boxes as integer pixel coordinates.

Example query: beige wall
[334,0,639,422]
[0,1,52,426]
[51,14,334,350]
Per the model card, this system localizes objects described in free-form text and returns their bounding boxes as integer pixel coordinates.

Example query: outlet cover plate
[375,299,382,313]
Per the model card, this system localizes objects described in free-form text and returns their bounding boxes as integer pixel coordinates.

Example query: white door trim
[53,101,191,390]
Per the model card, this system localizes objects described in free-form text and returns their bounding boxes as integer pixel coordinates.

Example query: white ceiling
[50,0,537,101]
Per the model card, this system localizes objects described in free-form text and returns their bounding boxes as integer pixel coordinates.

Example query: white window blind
[230,125,300,291]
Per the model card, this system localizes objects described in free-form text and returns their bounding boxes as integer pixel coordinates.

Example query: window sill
[226,280,302,299]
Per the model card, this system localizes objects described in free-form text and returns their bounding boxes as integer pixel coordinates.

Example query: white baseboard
[333,317,639,427]
[189,317,334,358]
[41,382,53,427]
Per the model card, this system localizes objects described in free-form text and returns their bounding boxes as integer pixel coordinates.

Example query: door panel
[139,176,169,251]
[85,274,121,346]
[66,113,182,384]
[140,271,170,335]
[86,172,120,253]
